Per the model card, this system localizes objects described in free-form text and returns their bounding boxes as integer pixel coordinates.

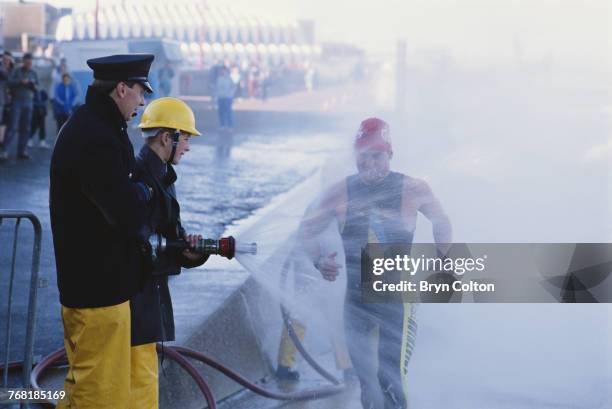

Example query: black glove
[138,240,155,289]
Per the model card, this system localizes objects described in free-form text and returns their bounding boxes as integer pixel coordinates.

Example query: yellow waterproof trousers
[129,343,158,409]
[277,320,306,368]
[278,320,352,370]
[56,302,131,409]
[56,303,159,409]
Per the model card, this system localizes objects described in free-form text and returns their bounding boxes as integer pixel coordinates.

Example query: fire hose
[279,257,342,386]
[20,342,345,407]
[2,236,346,407]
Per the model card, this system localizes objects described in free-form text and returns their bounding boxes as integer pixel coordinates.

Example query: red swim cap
[354,117,392,152]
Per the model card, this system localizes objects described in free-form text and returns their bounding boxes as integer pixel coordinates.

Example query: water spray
[149,234,257,260]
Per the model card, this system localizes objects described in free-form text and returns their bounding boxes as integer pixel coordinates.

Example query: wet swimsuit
[340,171,417,409]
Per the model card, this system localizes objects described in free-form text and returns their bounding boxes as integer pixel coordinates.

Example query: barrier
[0,210,42,409]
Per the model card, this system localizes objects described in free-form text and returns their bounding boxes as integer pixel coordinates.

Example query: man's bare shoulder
[403,175,431,191]
[402,175,434,200]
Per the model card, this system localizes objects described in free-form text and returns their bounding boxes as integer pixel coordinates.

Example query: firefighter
[50,54,155,408]
[276,318,353,381]
[129,97,209,408]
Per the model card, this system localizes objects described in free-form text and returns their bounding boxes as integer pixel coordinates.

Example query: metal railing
[0,210,42,408]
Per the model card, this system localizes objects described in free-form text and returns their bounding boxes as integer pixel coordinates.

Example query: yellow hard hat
[138,97,201,136]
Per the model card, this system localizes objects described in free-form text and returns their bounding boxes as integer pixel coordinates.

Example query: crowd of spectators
[0,52,80,161]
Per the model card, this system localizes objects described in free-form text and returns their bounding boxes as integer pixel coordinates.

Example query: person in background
[208,61,224,105]
[230,65,242,98]
[0,51,14,149]
[53,73,80,132]
[0,52,38,160]
[276,315,354,382]
[215,66,237,130]
[157,61,175,97]
[29,88,49,148]
[50,58,69,101]
[304,64,315,93]
[260,66,270,101]
[247,63,259,98]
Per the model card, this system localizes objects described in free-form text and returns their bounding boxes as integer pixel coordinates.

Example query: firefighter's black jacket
[130,144,208,346]
[50,86,149,308]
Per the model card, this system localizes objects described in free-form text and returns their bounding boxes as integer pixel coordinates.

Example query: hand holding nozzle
[193,236,258,259]
[150,234,257,260]
[182,234,203,262]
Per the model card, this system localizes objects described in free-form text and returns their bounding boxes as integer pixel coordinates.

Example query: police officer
[129,97,208,408]
[50,54,155,409]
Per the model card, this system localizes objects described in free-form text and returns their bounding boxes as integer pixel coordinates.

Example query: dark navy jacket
[50,87,149,308]
[130,145,208,346]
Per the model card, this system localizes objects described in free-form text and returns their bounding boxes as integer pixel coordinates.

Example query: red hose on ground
[25,346,217,408]
[30,347,66,407]
[278,256,342,386]
[0,360,33,372]
[156,344,217,409]
[171,345,345,401]
[22,343,345,407]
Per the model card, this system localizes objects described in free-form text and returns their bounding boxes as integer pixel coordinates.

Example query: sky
[8,0,611,66]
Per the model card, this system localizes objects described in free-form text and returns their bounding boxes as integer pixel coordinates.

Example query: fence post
[0,210,42,409]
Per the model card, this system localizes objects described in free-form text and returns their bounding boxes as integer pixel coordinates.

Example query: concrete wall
[159,276,282,409]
